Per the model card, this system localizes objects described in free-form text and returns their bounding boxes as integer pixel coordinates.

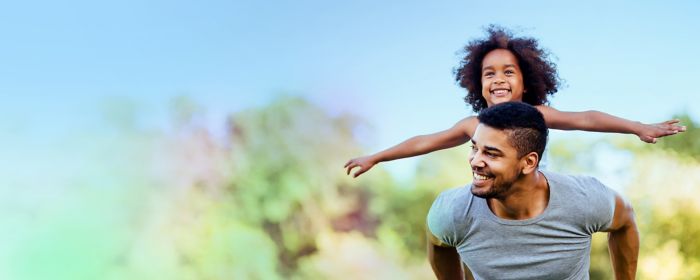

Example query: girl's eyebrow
[482,64,518,70]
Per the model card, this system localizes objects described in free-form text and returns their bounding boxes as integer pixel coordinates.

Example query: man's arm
[536,105,685,143]
[602,194,639,280]
[345,117,478,177]
[427,228,466,280]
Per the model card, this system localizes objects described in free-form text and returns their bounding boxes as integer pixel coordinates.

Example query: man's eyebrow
[470,141,503,153]
[483,145,503,154]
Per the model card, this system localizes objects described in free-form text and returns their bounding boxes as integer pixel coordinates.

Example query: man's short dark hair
[477,102,548,160]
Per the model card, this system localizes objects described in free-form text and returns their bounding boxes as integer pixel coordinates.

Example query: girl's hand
[637,119,686,143]
[344,156,377,178]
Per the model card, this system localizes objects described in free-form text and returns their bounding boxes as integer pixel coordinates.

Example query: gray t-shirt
[427,170,617,280]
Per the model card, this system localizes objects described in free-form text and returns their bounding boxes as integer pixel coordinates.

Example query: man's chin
[471,186,496,199]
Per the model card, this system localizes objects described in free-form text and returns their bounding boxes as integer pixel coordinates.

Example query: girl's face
[480,49,525,107]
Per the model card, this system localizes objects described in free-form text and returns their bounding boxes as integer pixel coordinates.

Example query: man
[426,102,638,279]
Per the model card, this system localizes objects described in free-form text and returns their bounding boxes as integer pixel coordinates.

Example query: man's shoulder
[427,185,475,247]
[542,170,607,193]
[434,185,473,205]
[540,170,617,234]
[428,185,474,224]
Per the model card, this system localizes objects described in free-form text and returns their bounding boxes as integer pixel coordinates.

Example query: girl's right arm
[344,116,478,178]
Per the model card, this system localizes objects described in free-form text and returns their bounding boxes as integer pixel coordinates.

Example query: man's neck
[487,171,550,220]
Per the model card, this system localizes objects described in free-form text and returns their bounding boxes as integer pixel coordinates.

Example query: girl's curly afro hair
[455,25,561,112]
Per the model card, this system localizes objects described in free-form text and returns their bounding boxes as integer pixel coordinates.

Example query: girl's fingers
[346,163,357,175]
[667,124,687,132]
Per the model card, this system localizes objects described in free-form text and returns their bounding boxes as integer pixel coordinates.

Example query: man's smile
[473,172,494,182]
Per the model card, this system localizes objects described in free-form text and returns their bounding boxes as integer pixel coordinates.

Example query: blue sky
[1,1,698,178]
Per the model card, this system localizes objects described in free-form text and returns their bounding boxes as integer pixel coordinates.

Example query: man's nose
[470,154,485,168]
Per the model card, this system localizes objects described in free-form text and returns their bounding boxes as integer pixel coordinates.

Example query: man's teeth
[474,173,491,180]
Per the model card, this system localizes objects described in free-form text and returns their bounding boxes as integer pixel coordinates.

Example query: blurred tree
[101,96,700,279]
[227,95,372,276]
[626,151,700,279]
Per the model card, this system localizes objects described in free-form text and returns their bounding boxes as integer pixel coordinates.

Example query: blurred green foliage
[222,96,700,279]
[10,96,699,279]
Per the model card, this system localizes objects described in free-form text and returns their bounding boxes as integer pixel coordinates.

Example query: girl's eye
[505,70,514,75]
[484,72,494,77]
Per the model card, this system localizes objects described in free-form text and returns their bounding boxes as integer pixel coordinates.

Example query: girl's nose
[494,76,505,84]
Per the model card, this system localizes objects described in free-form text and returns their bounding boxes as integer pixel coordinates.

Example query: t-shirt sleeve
[426,190,457,247]
[583,177,617,233]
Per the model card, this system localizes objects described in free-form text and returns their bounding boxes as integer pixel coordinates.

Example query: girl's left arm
[536,105,686,143]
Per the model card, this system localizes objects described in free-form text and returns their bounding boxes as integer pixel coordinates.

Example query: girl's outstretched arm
[344,116,478,178]
[536,105,686,143]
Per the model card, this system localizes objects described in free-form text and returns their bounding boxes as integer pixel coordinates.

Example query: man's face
[469,124,524,199]
[480,49,525,107]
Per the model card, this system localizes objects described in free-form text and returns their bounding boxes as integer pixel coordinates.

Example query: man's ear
[521,152,539,175]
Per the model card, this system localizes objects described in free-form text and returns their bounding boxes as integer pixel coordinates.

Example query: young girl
[345,26,685,178]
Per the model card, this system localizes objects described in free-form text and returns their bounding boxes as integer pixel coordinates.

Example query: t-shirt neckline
[479,170,556,226]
